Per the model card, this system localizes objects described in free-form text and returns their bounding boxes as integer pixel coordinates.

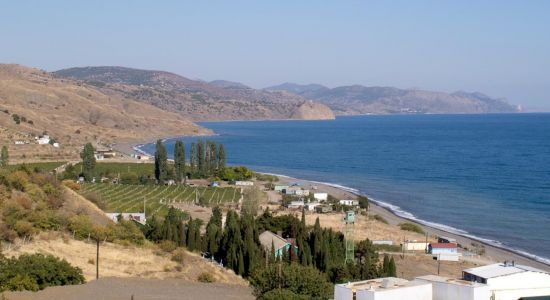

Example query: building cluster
[14,134,59,147]
[105,212,146,225]
[335,262,550,300]
[273,183,360,213]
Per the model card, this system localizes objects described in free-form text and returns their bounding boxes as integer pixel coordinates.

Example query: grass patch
[373,244,402,252]
[74,162,154,178]
[7,162,65,172]
[197,272,215,283]
[398,222,424,234]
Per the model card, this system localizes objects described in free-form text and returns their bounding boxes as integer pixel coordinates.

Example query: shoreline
[269,172,550,272]
[130,141,550,272]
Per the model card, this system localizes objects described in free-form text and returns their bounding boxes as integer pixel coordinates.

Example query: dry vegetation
[3,232,249,285]
[0,64,210,158]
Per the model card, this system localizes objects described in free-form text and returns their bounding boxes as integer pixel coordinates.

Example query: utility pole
[96,238,100,279]
[437,254,441,275]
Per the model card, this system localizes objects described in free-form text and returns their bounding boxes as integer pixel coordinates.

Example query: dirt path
[3,277,254,300]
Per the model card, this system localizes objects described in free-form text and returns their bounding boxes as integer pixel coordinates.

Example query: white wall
[416,278,489,300]
[487,271,550,300]
[356,283,432,300]
[334,285,354,300]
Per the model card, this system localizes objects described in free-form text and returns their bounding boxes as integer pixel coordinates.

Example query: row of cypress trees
[154,139,226,183]
[140,206,396,283]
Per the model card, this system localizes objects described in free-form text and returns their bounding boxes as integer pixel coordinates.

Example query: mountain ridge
[266,83,519,115]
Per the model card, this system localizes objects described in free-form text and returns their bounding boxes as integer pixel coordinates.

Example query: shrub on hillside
[197,272,215,283]
[171,248,187,264]
[0,254,85,292]
[62,179,80,191]
[159,240,177,253]
[372,214,388,224]
[259,289,309,300]
[398,222,424,234]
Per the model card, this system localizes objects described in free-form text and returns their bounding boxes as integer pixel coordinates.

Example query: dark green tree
[1,145,8,167]
[197,140,205,177]
[154,139,168,183]
[218,144,226,169]
[80,143,96,181]
[174,140,186,183]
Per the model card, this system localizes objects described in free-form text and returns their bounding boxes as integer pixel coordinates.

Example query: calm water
[139,114,550,264]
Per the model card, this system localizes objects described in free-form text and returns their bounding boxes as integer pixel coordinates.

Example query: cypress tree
[154,139,168,183]
[388,256,397,277]
[174,140,186,183]
[187,218,196,251]
[190,142,196,176]
[197,140,205,177]
[0,145,8,167]
[381,254,390,277]
[218,144,226,169]
[177,221,187,247]
[80,143,96,181]
[238,249,245,276]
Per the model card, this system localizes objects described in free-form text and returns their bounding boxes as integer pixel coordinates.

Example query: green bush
[398,222,424,234]
[372,214,388,224]
[158,240,177,253]
[249,264,332,299]
[171,248,186,264]
[197,272,215,283]
[259,288,309,300]
[0,254,85,292]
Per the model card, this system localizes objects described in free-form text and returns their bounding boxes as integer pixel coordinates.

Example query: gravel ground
[4,277,255,300]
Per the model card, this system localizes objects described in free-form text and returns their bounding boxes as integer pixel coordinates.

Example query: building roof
[259,231,290,251]
[416,275,486,287]
[430,243,457,249]
[463,263,548,279]
[337,277,430,292]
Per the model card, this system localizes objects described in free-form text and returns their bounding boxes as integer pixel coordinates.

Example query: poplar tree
[80,143,96,181]
[174,141,186,183]
[0,145,8,167]
[154,139,168,183]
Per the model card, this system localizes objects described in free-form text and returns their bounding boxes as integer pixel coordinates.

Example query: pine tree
[0,145,8,167]
[174,140,186,183]
[154,139,168,183]
[80,143,96,181]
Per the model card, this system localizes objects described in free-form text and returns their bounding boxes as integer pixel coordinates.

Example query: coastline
[269,173,550,272]
[131,141,550,272]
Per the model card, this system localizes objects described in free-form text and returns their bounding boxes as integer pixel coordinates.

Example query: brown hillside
[0,64,210,160]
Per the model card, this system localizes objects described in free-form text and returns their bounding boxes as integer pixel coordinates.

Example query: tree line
[139,206,396,299]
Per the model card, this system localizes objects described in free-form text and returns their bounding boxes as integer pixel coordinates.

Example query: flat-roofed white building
[339,199,359,206]
[462,262,550,300]
[313,192,328,202]
[403,240,428,251]
[235,180,254,186]
[335,277,432,300]
[105,212,146,225]
[415,275,490,300]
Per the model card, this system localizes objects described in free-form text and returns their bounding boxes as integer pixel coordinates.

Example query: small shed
[313,192,328,202]
[259,231,295,258]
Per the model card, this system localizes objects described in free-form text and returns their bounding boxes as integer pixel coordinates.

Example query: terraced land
[7,161,66,172]
[79,183,241,218]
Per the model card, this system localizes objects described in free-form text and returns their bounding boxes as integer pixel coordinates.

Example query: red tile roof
[430,243,457,249]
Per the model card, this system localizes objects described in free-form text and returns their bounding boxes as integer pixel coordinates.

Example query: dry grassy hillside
[0,64,210,160]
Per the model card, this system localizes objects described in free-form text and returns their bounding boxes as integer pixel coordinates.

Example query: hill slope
[0,64,209,157]
[267,83,519,115]
[54,66,335,121]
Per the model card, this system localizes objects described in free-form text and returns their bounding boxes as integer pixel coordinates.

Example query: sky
[1,1,549,109]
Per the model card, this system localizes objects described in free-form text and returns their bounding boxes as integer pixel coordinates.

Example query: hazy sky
[1,1,549,109]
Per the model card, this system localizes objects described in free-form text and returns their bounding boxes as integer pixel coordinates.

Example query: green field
[79,183,241,218]
[73,162,155,177]
[6,161,66,172]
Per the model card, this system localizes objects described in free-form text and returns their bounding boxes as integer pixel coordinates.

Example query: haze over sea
[139,114,550,264]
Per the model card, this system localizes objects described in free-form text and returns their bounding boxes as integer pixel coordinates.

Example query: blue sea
[138,114,550,264]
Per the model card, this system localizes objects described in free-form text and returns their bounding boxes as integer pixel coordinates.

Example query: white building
[287,201,304,209]
[462,262,550,300]
[403,240,429,251]
[415,275,490,300]
[305,202,321,211]
[37,135,50,145]
[105,212,146,225]
[372,240,393,246]
[340,199,359,206]
[235,180,254,186]
[14,140,25,145]
[313,192,328,202]
[335,277,432,300]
